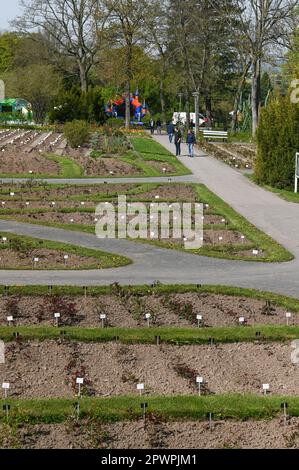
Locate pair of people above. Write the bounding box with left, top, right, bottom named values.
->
left=173, top=127, right=196, bottom=158
left=150, top=119, right=162, bottom=135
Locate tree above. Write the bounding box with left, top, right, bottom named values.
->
left=5, top=64, right=62, bottom=122
left=15, top=0, right=107, bottom=92
left=233, top=0, right=299, bottom=136
left=102, top=0, right=150, bottom=128
left=0, top=33, right=21, bottom=72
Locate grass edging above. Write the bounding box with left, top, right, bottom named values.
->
left=1, top=395, right=299, bottom=424
left=0, top=325, right=298, bottom=344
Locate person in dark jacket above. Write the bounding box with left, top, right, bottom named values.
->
left=150, top=119, right=155, bottom=135
left=167, top=122, right=175, bottom=143
left=186, top=129, right=196, bottom=157
left=156, top=119, right=162, bottom=134
left=174, top=127, right=182, bottom=156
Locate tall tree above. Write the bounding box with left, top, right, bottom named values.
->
left=15, top=0, right=107, bottom=92
left=102, top=0, right=149, bottom=128
left=233, top=0, right=299, bottom=136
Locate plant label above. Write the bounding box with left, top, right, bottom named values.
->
left=2, top=383, right=9, bottom=389
left=145, top=314, right=151, bottom=319
left=196, top=376, right=203, bottom=383
left=286, top=312, right=292, bottom=318
left=100, top=314, right=106, bottom=320
left=252, top=249, right=259, bottom=255
left=137, top=383, right=144, bottom=390
left=239, top=317, right=245, bottom=323
left=54, top=313, right=61, bottom=318
left=76, top=378, right=84, bottom=385
left=197, top=315, right=203, bottom=320
left=262, top=384, right=270, bottom=391
left=7, top=316, right=13, bottom=322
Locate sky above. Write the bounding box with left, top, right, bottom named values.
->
left=0, top=0, right=21, bottom=31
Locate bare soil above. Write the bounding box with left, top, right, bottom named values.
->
left=0, top=248, right=105, bottom=269
left=0, top=149, right=59, bottom=175
left=1, top=417, right=299, bottom=449
left=1, top=292, right=295, bottom=328
left=0, top=341, right=298, bottom=398
left=0, top=183, right=194, bottom=202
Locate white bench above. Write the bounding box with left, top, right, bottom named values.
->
left=203, top=130, right=228, bottom=142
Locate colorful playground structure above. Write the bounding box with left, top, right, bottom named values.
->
left=105, top=90, right=149, bottom=124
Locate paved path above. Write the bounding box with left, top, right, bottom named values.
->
left=0, top=219, right=298, bottom=297
left=153, top=135, right=299, bottom=257
left=1, top=133, right=299, bottom=297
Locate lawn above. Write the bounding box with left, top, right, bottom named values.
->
left=0, top=324, right=298, bottom=344
left=1, top=394, right=299, bottom=423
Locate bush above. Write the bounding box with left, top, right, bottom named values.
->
left=64, top=120, right=90, bottom=148
left=255, top=95, right=299, bottom=190
left=105, top=117, right=124, bottom=128
left=49, top=86, right=107, bottom=124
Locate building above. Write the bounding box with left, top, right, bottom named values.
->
left=0, top=98, right=32, bottom=117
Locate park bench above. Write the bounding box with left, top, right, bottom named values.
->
left=203, top=130, right=228, bottom=142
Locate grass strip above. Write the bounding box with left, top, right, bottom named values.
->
left=1, top=394, right=299, bottom=424
left=0, top=325, right=298, bottom=344
left=0, top=284, right=298, bottom=311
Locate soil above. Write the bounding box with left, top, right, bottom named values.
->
left=0, top=149, right=59, bottom=175
left=0, top=247, right=105, bottom=269
left=201, top=142, right=253, bottom=170
left=2, top=209, right=226, bottom=229
left=0, top=341, right=298, bottom=398
left=1, top=417, right=299, bottom=449
left=1, top=292, right=295, bottom=328
left=0, top=183, right=191, bottom=201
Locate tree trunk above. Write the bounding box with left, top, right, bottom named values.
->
left=205, top=93, right=212, bottom=129
left=125, top=79, right=131, bottom=129
left=252, top=58, right=261, bottom=137
left=78, top=61, right=88, bottom=93
left=232, top=61, right=251, bottom=131
left=160, top=78, right=166, bottom=126
left=185, top=93, right=190, bottom=129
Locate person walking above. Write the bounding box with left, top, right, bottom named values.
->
left=156, top=119, right=162, bottom=135
left=174, top=127, right=182, bottom=157
left=187, top=129, right=196, bottom=157
left=167, top=122, right=175, bottom=143
left=150, top=119, right=155, bottom=135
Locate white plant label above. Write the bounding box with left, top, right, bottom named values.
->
left=76, top=378, right=84, bottom=384
left=2, top=382, right=10, bottom=389
left=196, top=377, right=203, bottom=383
left=54, top=313, right=61, bottom=318
left=137, top=383, right=144, bottom=390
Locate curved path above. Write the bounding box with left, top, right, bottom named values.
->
left=1, top=134, right=299, bottom=298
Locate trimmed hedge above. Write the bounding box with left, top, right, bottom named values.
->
left=255, top=95, right=299, bottom=190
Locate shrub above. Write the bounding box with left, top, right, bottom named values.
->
left=64, top=120, right=90, bottom=148
left=48, top=86, right=107, bottom=124
left=255, top=95, right=299, bottom=190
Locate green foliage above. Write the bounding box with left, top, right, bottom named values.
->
left=255, top=95, right=299, bottom=190
left=0, top=33, right=20, bottom=72
left=105, top=117, right=124, bottom=128
left=64, top=120, right=90, bottom=148
left=49, top=86, right=107, bottom=124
